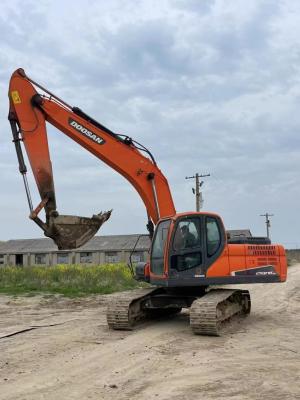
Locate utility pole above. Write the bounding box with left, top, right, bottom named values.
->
left=185, top=173, right=210, bottom=211
left=260, top=212, right=274, bottom=239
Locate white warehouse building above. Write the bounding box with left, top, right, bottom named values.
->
left=0, top=234, right=151, bottom=267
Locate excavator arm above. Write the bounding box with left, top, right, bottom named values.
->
left=8, top=68, right=176, bottom=249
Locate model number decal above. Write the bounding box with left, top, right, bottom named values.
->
left=256, top=271, right=276, bottom=275
left=68, top=118, right=105, bottom=145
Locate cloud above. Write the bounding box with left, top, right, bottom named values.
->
left=0, top=0, right=299, bottom=247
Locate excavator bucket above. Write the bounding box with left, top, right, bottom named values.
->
left=44, top=211, right=112, bottom=250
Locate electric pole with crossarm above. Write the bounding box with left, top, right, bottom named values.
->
left=185, top=173, right=210, bottom=211
left=260, top=212, right=274, bottom=239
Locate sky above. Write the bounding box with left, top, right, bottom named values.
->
left=0, top=0, right=299, bottom=248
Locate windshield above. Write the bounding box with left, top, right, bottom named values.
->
left=150, top=219, right=171, bottom=275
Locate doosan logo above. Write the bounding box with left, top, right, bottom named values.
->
left=68, top=118, right=105, bottom=145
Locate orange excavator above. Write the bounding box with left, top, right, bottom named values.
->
left=8, top=68, right=287, bottom=335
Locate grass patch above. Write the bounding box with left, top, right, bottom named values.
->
left=0, top=264, right=148, bottom=297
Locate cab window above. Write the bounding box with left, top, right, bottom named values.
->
left=150, top=219, right=171, bottom=275
left=173, top=220, right=200, bottom=251
left=171, top=252, right=201, bottom=271
left=206, top=217, right=221, bottom=257
left=171, top=218, right=202, bottom=271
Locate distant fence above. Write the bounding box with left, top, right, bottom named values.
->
left=286, top=249, right=300, bottom=265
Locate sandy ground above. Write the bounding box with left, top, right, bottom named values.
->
left=0, top=265, right=299, bottom=400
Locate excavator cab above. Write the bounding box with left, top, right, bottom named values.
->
left=149, top=213, right=226, bottom=285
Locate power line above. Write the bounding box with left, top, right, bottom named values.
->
left=185, top=173, right=210, bottom=211
left=209, top=173, right=223, bottom=184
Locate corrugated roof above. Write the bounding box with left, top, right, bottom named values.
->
left=0, top=242, right=6, bottom=252
left=0, top=234, right=151, bottom=254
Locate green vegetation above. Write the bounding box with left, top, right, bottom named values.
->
left=0, top=264, right=148, bottom=296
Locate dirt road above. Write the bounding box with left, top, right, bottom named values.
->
left=0, top=265, right=299, bottom=400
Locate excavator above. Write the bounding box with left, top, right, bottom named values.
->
left=8, top=68, right=287, bottom=335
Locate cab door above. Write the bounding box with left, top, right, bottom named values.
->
left=169, top=217, right=204, bottom=278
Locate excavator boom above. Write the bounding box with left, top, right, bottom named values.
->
left=8, top=68, right=176, bottom=249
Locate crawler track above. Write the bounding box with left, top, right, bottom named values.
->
left=190, top=289, right=251, bottom=336
left=107, top=288, right=251, bottom=335
left=106, top=288, right=160, bottom=330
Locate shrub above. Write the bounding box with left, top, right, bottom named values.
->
left=0, top=264, right=148, bottom=296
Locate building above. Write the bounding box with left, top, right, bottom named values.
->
left=0, top=229, right=252, bottom=267
left=0, top=235, right=151, bottom=267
